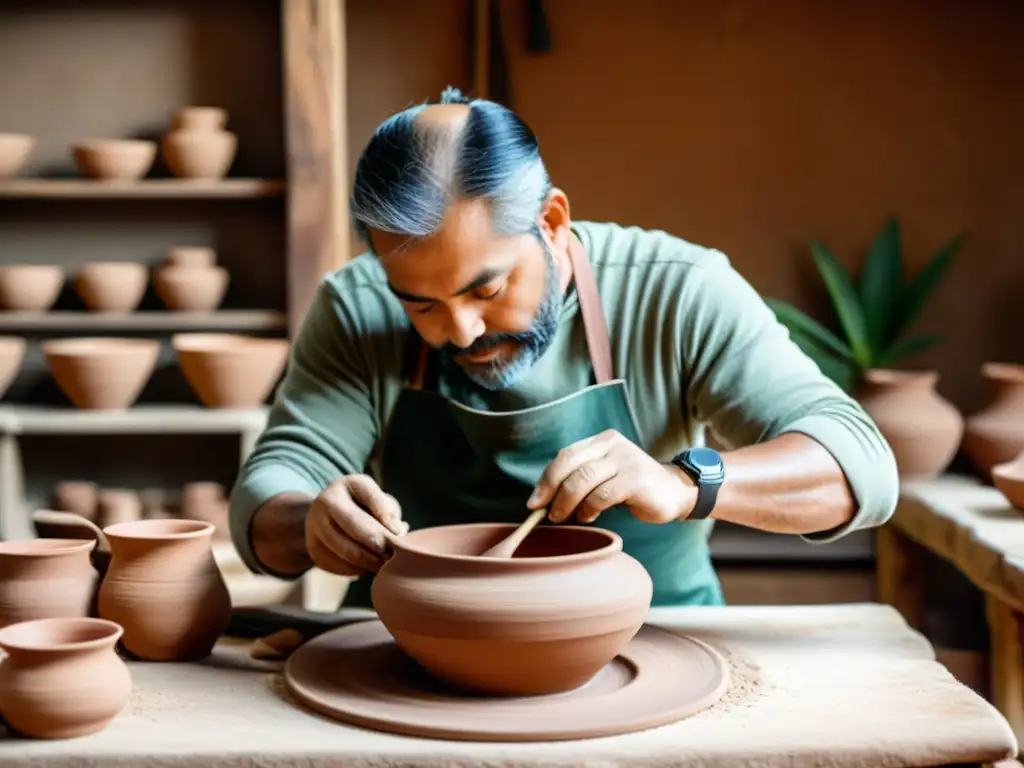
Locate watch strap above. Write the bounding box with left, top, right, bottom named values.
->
left=688, top=475, right=721, bottom=521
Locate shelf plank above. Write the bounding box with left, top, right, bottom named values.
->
left=0, top=179, right=286, bottom=199
left=0, top=405, right=268, bottom=434
left=0, top=310, right=287, bottom=333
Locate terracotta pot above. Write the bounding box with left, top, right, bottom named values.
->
left=0, top=133, right=36, bottom=178
left=73, top=139, right=156, bottom=180
left=0, top=617, right=131, bottom=738
left=855, top=369, right=964, bottom=479
left=963, top=364, right=1024, bottom=479
left=0, top=265, right=65, bottom=311
left=0, top=336, right=25, bottom=398
left=153, top=265, right=229, bottom=311
left=993, top=451, right=1024, bottom=511
left=43, top=337, right=159, bottom=410
left=53, top=480, right=99, bottom=521
left=98, top=519, right=231, bottom=661
left=75, top=261, right=148, bottom=313
left=0, top=539, right=99, bottom=629
left=371, top=523, right=653, bottom=696
left=97, top=489, right=142, bottom=528
left=180, top=481, right=228, bottom=537
left=161, top=128, right=237, bottom=180
left=173, top=333, right=289, bottom=408
left=166, top=246, right=216, bottom=269
left=171, top=106, right=228, bottom=132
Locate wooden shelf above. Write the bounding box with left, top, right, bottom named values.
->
left=0, top=179, right=286, bottom=200
left=0, top=405, right=269, bottom=435
left=0, top=310, right=287, bottom=333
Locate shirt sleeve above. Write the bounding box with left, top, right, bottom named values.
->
left=228, top=281, right=381, bottom=575
left=678, top=252, right=899, bottom=543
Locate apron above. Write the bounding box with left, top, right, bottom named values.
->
left=342, top=238, right=724, bottom=609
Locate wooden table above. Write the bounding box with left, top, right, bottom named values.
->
left=878, top=475, right=1024, bottom=746
left=0, top=603, right=1015, bottom=767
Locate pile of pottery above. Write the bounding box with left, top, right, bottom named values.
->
left=857, top=362, right=1024, bottom=509
left=0, top=133, right=36, bottom=178
left=0, top=517, right=231, bottom=738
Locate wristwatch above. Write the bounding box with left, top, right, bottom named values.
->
left=670, top=447, right=725, bottom=521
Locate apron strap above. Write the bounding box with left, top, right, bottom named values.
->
left=409, top=231, right=614, bottom=388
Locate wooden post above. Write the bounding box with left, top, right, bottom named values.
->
left=282, top=0, right=349, bottom=337
left=875, top=525, right=926, bottom=631
left=987, top=596, right=1024, bottom=741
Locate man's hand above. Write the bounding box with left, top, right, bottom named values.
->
left=305, top=475, right=408, bottom=577
left=527, top=430, right=697, bottom=525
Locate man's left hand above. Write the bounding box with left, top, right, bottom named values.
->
left=527, top=429, right=697, bottom=525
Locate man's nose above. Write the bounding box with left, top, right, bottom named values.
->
left=446, top=305, right=484, bottom=349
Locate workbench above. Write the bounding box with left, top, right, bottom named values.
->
left=0, top=603, right=1015, bottom=767
left=878, top=474, right=1024, bottom=745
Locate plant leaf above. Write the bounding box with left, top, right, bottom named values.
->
left=877, top=333, right=941, bottom=367
left=889, top=232, right=966, bottom=343
left=786, top=329, right=857, bottom=393
left=810, top=239, right=873, bottom=367
left=764, top=298, right=855, bottom=361
left=859, top=218, right=902, bottom=349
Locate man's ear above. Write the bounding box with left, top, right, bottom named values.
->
left=538, top=187, right=571, bottom=252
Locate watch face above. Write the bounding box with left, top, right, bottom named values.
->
left=688, top=447, right=722, bottom=470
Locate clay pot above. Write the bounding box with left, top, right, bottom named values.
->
left=166, top=246, right=216, bottom=269
left=993, top=451, right=1024, bottom=511
left=98, top=519, right=232, bottom=661
left=172, top=107, right=228, bottom=132
left=173, top=333, right=289, bottom=408
left=75, top=262, right=148, bottom=313
left=0, top=539, right=99, bottom=629
left=180, top=481, right=229, bottom=537
left=0, top=617, right=132, bottom=738
left=0, top=265, right=65, bottom=311
left=371, top=523, right=653, bottom=696
left=0, top=133, right=36, bottom=178
left=153, top=265, right=229, bottom=311
left=161, top=107, right=237, bottom=180
left=43, top=337, right=159, bottom=410
left=0, top=336, right=25, bottom=398
left=963, top=364, right=1024, bottom=479
left=52, top=480, right=99, bottom=521
left=73, top=139, right=156, bottom=180
left=97, top=489, right=142, bottom=528
left=854, top=369, right=964, bottom=479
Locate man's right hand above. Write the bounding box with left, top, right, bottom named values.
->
left=305, top=474, right=407, bottom=577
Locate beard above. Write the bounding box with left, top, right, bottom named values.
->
left=441, top=238, right=563, bottom=393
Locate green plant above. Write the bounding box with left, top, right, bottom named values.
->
left=765, top=217, right=966, bottom=393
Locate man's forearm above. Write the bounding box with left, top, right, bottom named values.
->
left=250, top=492, right=316, bottom=578
left=700, top=433, right=856, bottom=534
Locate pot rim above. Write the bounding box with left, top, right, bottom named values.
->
left=103, top=518, right=214, bottom=540
left=41, top=337, right=160, bottom=355
left=0, top=617, right=122, bottom=653
left=982, top=362, right=1024, bottom=384
left=387, top=522, right=622, bottom=566
left=0, top=538, right=96, bottom=557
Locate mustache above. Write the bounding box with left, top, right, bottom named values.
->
left=444, top=330, right=533, bottom=358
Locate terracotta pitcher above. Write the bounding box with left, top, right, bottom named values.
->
left=0, top=617, right=132, bottom=738
left=0, top=539, right=99, bottom=629
left=97, top=519, right=231, bottom=661
left=855, top=369, right=964, bottom=479
left=963, top=363, right=1024, bottom=479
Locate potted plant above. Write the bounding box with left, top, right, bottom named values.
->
left=765, top=217, right=967, bottom=479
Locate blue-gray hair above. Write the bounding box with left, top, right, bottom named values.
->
left=350, top=87, right=552, bottom=252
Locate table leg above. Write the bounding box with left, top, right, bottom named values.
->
left=985, top=596, right=1024, bottom=741
left=876, top=525, right=926, bottom=631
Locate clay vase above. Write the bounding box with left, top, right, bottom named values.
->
left=98, top=519, right=232, bottom=661
left=43, top=337, right=159, bottom=410
left=0, top=617, right=132, bottom=738
left=180, top=481, right=229, bottom=537
left=0, top=265, right=65, bottom=311
left=0, top=133, right=36, bottom=178
left=161, top=107, right=237, bottom=180
left=173, top=333, right=290, bottom=408
left=993, top=451, right=1024, bottom=511
left=963, top=363, right=1024, bottom=479
left=73, top=139, right=156, bottom=181
left=371, top=523, right=653, bottom=696
left=75, top=262, right=148, bottom=313
left=0, top=539, right=99, bottom=629
left=0, top=336, right=25, bottom=398
left=52, top=480, right=99, bottom=521
left=854, top=369, right=964, bottom=479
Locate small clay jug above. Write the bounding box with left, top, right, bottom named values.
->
left=963, top=363, right=1024, bottom=479
left=161, top=107, right=237, bottom=180
left=98, top=519, right=231, bottom=661
left=0, top=617, right=132, bottom=738
left=0, top=539, right=99, bottom=629
left=855, top=369, right=964, bottom=479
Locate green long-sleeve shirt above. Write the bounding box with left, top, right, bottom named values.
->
left=229, top=221, right=898, bottom=576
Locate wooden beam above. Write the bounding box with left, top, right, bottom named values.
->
left=282, top=0, right=348, bottom=337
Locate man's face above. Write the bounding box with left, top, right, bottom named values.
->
left=372, top=198, right=563, bottom=390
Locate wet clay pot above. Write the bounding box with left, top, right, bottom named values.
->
left=75, top=262, right=148, bottom=313
left=43, top=337, right=159, bottom=410
left=0, top=617, right=131, bottom=738
left=73, top=139, right=156, bottom=180
left=0, top=539, right=99, bottom=629
left=993, top=451, right=1024, bottom=511
left=0, top=265, right=65, bottom=311
left=855, top=369, right=964, bottom=479
left=0, top=133, right=36, bottom=178
left=963, top=363, right=1024, bottom=479
left=98, top=519, right=231, bottom=661
left=0, top=336, right=25, bottom=398
left=371, top=523, right=653, bottom=696
left=173, top=333, right=290, bottom=408
left=153, top=265, right=228, bottom=312
left=161, top=107, right=236, bottom=180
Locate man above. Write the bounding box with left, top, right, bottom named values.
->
left=228, top=87, right=898, bottom=607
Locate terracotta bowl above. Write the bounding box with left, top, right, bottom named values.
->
left=72, top=139, right=156, bottom=181
left=172, top=333, right=289, bottom=408
left=161, top=130, right=237, bottom=180
left=0, top=336, right=25, bottom=398
left=153, top=265, right=229, bottom=311
left=993, top=452, right=1024, bottom=511
left=75, top=262, right=148, bottom=313
left=166, top=246, right=216, bottom=269
left=43, top=337, right=160, bottom=410
left=0, top=133, right=36, bottom=178
left=371, top=523, right=654, bottom=696
left=171, top=106, right=228, bottom=132
left=0, top=265, right=65, bottom=311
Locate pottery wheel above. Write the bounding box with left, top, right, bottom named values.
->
left=283, top=620, right=729, bottom=742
